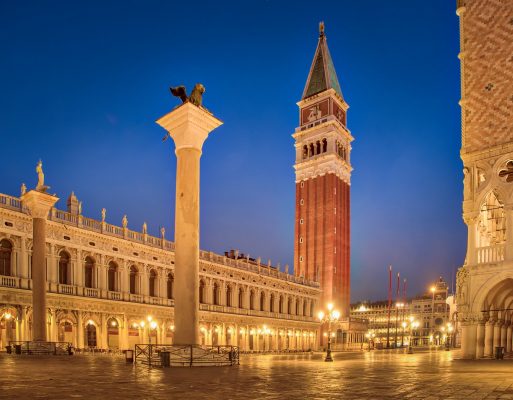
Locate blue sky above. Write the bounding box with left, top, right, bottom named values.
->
left=0, top=0, right=464, bottom=301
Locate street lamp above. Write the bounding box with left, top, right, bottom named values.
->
left=407, top=320, right=419, bottom=354
left=318, top=303, right=340, bottom=362
left=401, top=321, right=407, bottom=347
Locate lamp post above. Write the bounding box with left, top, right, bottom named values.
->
left=408, top=320, right=419, bottom=354
left=318, top=303, right=340, bottom=362
left=401, top=321, right=407, bottom=347
left=430, top=285, right=436, bottom=344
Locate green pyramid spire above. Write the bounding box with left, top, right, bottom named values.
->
left=302, top=22, right=343, bottom=100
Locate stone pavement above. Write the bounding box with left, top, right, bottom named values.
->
left=1, top=350, right=513, bottom=399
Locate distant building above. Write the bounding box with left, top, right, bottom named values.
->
left=351, top=277, right=451, bottom=347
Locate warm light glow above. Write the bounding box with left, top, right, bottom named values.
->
left=200, top=326, right=206, bottom=333
left=87, top=319, right=94, bottom=326
left=147, top=315, right=153, bottom=322
left=170, top=325, right=175, bottom=331
left=111, top=320, right=117, bottom=327
left=327, top=303, right=333, bottom=311
left=402, top=322, right=407, bottom=328
left=132, top=323, right=138, bottom=329
left=332, top=310, right=340, bottom=320
left=309, top=332, right=314, bottom=337
left=140, top=321, right=145, bottom=328
left=4, top=312, right=12, bottom=320
left=239, top=328, right=245, bottom=334
left=150, top=321, right=157, bottom=330
left=358, top=304, right=367, bottom=312
left=250, top=329, right=256, bottom=335
left=228, top=328, right=234, bottom=334
left=214, top=327, right=219, bottom=333
left=323, top=332, right=328, bottom=337
left=318, top=311, right=325, bottom=321
left=430, top=286, right=436, bottom=293
left=409, top=316, right=414, bottom=322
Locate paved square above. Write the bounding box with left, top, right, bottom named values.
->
left=1, top=350, right=513, bottom=399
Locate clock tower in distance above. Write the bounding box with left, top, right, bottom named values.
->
left=293, top=22, right=353, bottom=318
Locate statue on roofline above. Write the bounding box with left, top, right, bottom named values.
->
left=35, top=160, right=49, bottom=192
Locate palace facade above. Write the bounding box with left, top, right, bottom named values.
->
left=0, top=191, right=320, bottom=351
left=456, top=0, right=513, bottom=358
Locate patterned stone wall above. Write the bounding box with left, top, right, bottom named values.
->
left=459, top=0, right=513, bottom=154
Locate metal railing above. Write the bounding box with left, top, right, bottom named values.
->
left=8, top=341, right=72, bottom=355
left=134, top=344, right=239, bottom=367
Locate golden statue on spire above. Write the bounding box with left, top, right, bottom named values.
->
left=319, top=21, right=325, bottom=36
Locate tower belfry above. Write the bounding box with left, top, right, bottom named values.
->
left=293, top=23, right=353, bottom=317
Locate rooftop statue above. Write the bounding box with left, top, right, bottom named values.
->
left=170, top=83, right=205, bottom=107
left=35, top=160, right=49, bottom=192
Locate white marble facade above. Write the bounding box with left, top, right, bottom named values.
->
left=0, top=191, right=320, bottom=351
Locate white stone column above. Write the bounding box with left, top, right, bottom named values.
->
left=461, top=321, right=477, bottom=359
left=476, top=320, right=486, bottom=358
left=464, top=214, right=478, bottom=266
left=494, top=321, right=503, bottom=350
left=77, top=311, right=84, bottom=349
left=158, top=103, right=222, bottom=345
left=21, top=190, right=58, bottom=342
left=484, top=320, right=495, bottom=357
left=504, top=207, right=513, bottom=261
left=501, top=322, right=509, bottom=349
left=507, top=324, right=513, bottom=353
left=20, top=237, right=29, bottom=289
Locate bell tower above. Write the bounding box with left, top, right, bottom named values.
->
left=293, top=22, right=353, bottom=317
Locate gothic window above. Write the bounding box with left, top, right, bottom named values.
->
left=316, top=141, right=321, bottom=155
left=295, top=301, right=300, bottom=315
left=322, top=138, right=327, bottom=153
left=84, top=257, right=95, bottom=288
left=129, top=265, right=138, bottom=294
left=302, top=145, right=308, bottom=159
left=199, top=280, right=205, bottom=303
left=238, top=288, right=244, bottom=308
left=270, top=294, right=275, bottom=312
left=149, top=269, right=157, bottom=297
left=0, top=239, right=12, bottom=276
left=260, top=292, right=265, bottom=311
left=108, top=261, right=117, bottom=292
left=287, top=298, right=292, bottom=314
left=478, top=191, right=506, bottom=247
left=58, top=251, right=70, bottom=285
left=167, top=273, right=174, bottom=299
left=279, top=296, right=284, bottom=313
left=213, top=282, right=219, bottom=305
left=226, top=285, right=232, bottom=307
left=303, top=301, right=307, bottom=316
left=309, top=143, right=314, bottom=157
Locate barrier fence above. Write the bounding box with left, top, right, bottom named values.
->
left=7, top=341, right=72, bottom=355
left=134, top=344, right=239, bottom=367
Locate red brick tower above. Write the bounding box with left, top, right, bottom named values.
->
left=293, top=23, right=353, bottom=317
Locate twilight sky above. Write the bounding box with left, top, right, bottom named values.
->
left=0, top=0, right=464, bottom=301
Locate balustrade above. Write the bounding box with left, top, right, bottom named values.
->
left=58, top=284, right=75, bottom=295
left=108, top=291, right=121, bottom=301
left=0, top=275, right=18, bottom=288
left=477, top=245, right=505, bottom=264
left=84, top=288, right=99, bottom=298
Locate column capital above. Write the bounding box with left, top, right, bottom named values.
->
left=156, top=102, right=223, bottom=153
left=21, top=190, right=59, bottom=219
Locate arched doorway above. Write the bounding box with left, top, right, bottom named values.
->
left=0, top=310, right=15, bottom=348
left=58, top=320, right=74, bottom=344
left=107, top=318, right=119, bottom=349
left=85, top=322, right=97, bottom=348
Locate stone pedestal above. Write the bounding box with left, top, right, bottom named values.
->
left=157, top=102, right=222, bottom=345
left=21, top=190, right=59, bottom=342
